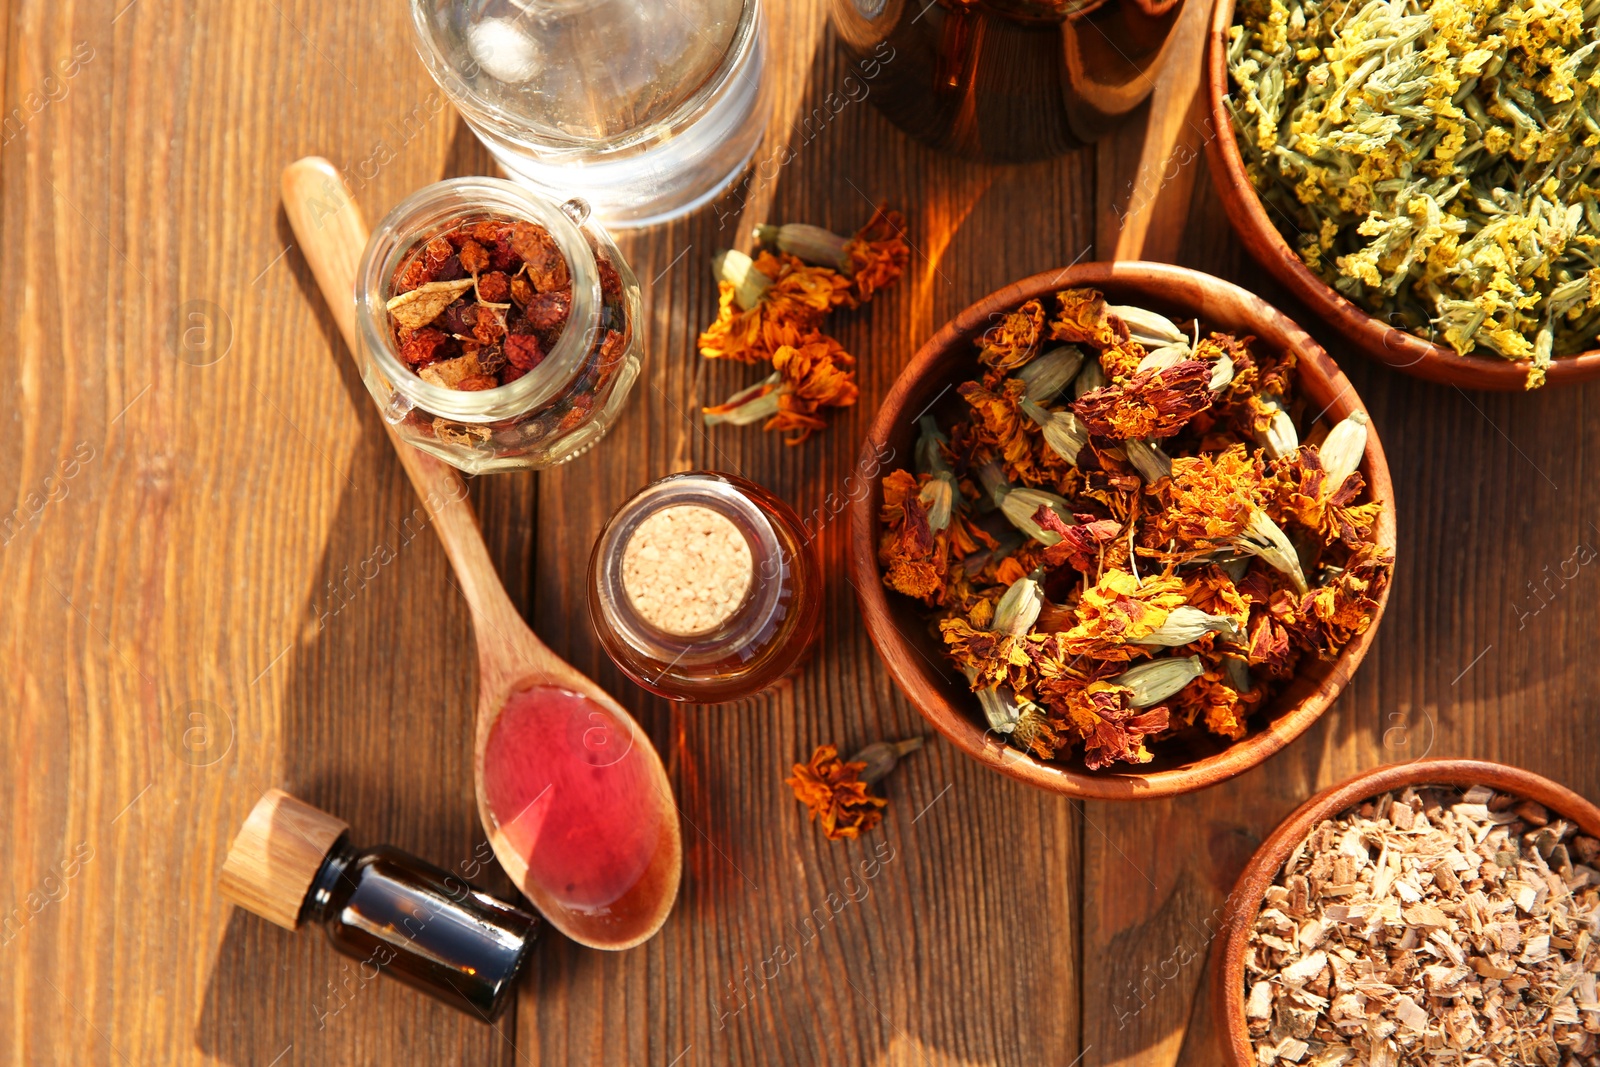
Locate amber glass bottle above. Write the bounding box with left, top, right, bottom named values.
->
left=220, top=789, right=537, bottom=1020
left=587, top=471, right=822, bottom=702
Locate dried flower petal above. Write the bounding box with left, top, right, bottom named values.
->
left=785, top=745, right=888, bottom=841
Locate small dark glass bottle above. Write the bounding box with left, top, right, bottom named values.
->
left=219, top=789, right=537, bottom=1021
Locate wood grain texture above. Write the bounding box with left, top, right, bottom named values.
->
left=0, top=0, right=1594, bottom=1065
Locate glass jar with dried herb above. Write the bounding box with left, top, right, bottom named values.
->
left=355, top=177, right=642, bottom=473
left=587, top=471, right=822, bottom=702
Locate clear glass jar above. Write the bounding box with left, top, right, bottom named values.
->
left=408, top=0, right=769, bottom=228
left=587, top=472, right=822, bottom=703
left=355, top=177, right=642, bottom=473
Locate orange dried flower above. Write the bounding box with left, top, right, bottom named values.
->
left=1147, top=444, right=1264, bottom=547
left=703, top=335, right=859, bottom=444
left=1048, top=680, right=1169, bottom=770
left=1058, top=570, right=1189, bottom=659
left=1051, top=288, right=1124, bottom=348
left=1073, top=360, right=1214, bottom=440
left=845, top=208, right=911, bottom=305
left=696, top=252, right=851, bottom=364
left=785, top=744, right=888, bottom=841
left=979, top=299, right=1047, bottom=372
left=879, top=470, right=946, bottom=604
left=1168, top=660, right=1264, bottom=740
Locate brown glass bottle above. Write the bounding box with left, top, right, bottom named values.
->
left=831, top=0, right=1184, bottom=162
left=220, top=790, right=537, bottom=1021
left=587, top=471, right=822, bottom=702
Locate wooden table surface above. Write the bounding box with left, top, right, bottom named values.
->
left=6, top=0, right=1599, bottom=1064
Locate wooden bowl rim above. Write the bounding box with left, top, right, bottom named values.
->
left=847, top=259, right=1397, bottom=800
left=1202, top=0, right=1600, bottom=390
left=1211, top=758, right=1600, bottom=1067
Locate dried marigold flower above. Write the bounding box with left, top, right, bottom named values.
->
left=843, top=207, right=910, bottom=304
left=753, top=207, right=910, bottom=306
left=1060, top=569, right=1188, bottom=652
left=878, top=469, right=946, bottom=605
left=1073, top=359, right=1214, bottom=439
left=1049, top=680, right=1170, bottom=770
left=786, top=744, right=887, bottom=841
left=703, top=336, right=858, bottom=444
left=1037, top=508, right=1123, bottom=573
left=1051, top=288, right=1125, bottom=348
left=979, top=299, right=1047, bottom=372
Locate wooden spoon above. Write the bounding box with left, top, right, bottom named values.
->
left=281, top=156, right=681, bottom=950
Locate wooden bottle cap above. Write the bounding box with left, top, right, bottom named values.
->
left=219, top=789, right=348, bottom=931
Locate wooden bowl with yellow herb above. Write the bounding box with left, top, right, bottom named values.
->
left=847, top=261, right=1396, bottom=800
left=1205, top=0, right=1600, bottom=390
left=1213, top=759, right=1600, bottom=1066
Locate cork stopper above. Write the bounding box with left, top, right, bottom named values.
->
left=219, top=789, right=348, bottom=931
left=620, top=504, right=754, bottom=635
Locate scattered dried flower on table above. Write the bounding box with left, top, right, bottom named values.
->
left=1244, top=784, right=1600, bottom=1066
left=874, top=288, right=1393, bottom=769
left=786, top=738, right=923, bottom=841
left=1227, top=0, right=1600, bottom=386
left=700, top=208, right=908, bottom=443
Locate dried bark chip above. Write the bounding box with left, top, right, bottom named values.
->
left=387, top=278, right=475, bottom=331
left=1244, top=785, right=1600, bottom=1067
left=418, top=351, right=483, bottom=389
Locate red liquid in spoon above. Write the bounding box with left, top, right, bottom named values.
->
left=482, top=686, right=671, bottom=920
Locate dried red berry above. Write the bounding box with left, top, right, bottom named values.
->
left=524, top=289, right=572, bottom=333
left=455, top=374, right=500, bottom=391
left=505, top=334, right=544, bottom=371
left=423, top=237, right=454, bottom=272
left=510, top=222, right=570, bottom=291
left=395, top=257, right=430, bottom=294
left=598, top=257, right=622, bottom=297
left=473, top=309, right=507, bottom=345
left=400, top=327, right=450, bottom=366
left=459, top=239, right=491, bottom=275
left=467, top=220, right=511, bottom=244
left=509, top=276, right=534, bottom=308
left=478, top=271, right=511, bottom=303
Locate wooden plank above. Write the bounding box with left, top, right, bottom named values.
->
left=1080, top=119, right=1600, bottom=1067
left=515, top=13, right=1093, bottom=1065
left=5, top=0, right=1599, bottom=1062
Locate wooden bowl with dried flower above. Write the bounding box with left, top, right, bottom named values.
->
left=1204, top=0, right=1600, bottom=390
left=847, top=261, right=1396, bottom=800
left=1213, top=759, right=1600, bottom=1066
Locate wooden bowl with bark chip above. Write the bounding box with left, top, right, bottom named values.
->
left=1204, top=0, right=1600, bottom=390
left=846, top=260, right=1397, bottom=800
left=1212, top=759, right=1600, bottom=1066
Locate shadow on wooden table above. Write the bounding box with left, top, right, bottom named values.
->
left=194, top=205, right=534, bottom=1065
